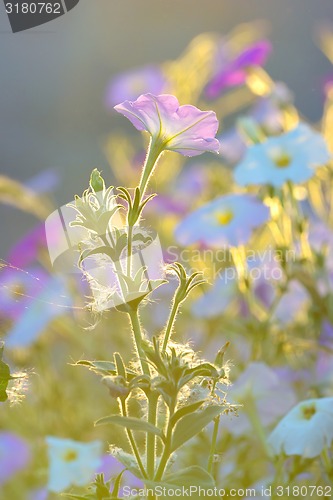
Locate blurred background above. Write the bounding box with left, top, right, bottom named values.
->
left=0, top=0, right=333, bottom=254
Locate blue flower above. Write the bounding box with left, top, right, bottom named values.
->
left=174, top=194, right=270, bottom=248
left=46, top=437, right=103, bottom=493
left=234, top=124, right=331, bottom=188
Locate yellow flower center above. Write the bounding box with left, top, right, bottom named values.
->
left=270, top=148, right=292, bottom=169
left=301, top=404, right=316, bottom=420
left=63, top=450, right=78, bottom=462
left=216, top=210, right=234, bottom=225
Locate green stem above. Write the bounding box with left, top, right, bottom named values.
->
left=321, top=447, right=332, bottom=476
left=147, top=393, right=159, bottom=479
left=162, top=299, right=179, bottom=352
left=154, top=403, right=175, bottom=481
left=207, top=416, right=220, bottom=475
left=126, top=224, right=133, bottom=277
left=139, top=138, right=164, bottom=200
left=121, top=399, right=148, bottom=479
left=128, top=309, right=150, bottom=376
left=246, top=397, right=271, bottom=458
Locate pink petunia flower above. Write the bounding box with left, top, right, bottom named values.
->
left=205, top=40, right=272, bottom=99
left=114, top=94, right=219, bottom=157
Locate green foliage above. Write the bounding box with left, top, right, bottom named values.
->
left=0, top=343, right=11, bottom=402
left=170, top=405, right=226, bottom=452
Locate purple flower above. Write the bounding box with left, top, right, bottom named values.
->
left=114, top=94, right=219, bottom=157
left=222, top=363, right=296, bottom=436
left=146, top=165, right=208, bottom=216
left=0, top=266, right=48, bottom=320
left=105, top=65, right=166, bottom=108
left=174, top=194, right=270, bottom=248
left=0, top=432, right=31, bottom=484
left=192, top=270, right=237, bottom=318
left=28, top=488, right=48, bottom=500
left=7, top=224, right=47, bottom=268
left=273, top=280, right=310, bottom=324
left=319, top=321, right=333, bottom=350
left=97, top=454, right=143, bottom=493
left=205, top=40, right=272, bottom=99
left=25, top=168, right=60, bottom=194
left=219, top=128, right=247, bottom=164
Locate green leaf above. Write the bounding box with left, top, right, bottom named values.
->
left=111, top=469, right=127, bottom=498
left=0, top=354, right=11, bottom=403
left=74, top=360, right=117, bottom=375
left=95, top=415, right=165, bottom=440
left=170, top=401, right=206, bottom=427
left=74, top=360, right=137, bottom=380
left=79, top=246, right=117, bottom=267
left=114, top=353, right=126, bottom=379
left=145, top=466, right=215, bottom=496
left=171, top=405, right=224, bottom=452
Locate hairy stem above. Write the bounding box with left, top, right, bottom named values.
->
left=120, top=399, right=148, bottom=479
left=128, top=309, right=150, bottom=376
left=162, top=298, right=180, bottom=352
left=147, top=393, right=159, bottom=479
left=207, top=416, right=220, bottom=475
left=139, top=138, right=164, bottom=200
left=126, top=224, right=133, bottom=277
left=154, top=402, right=175, bottom=481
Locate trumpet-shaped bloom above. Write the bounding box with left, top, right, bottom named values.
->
left=175, top=194, right=270, bottom=248
left=234, top=124, right=331, bottom=188
left=114, top=94, right=219, bottom=157
left=46, top=437, right=103, bottom=493
left=268, top=398, right=333, bottom=458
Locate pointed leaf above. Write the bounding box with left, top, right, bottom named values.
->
left=171, top=405, right=224, bottom=452
left=95, top=415, right=165, bottom=440
left=170, top=401, right=206, bottom=427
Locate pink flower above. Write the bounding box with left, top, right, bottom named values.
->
left=205, top=40, right=272, bottom=99
left=114, top=94, right=219, bottom=157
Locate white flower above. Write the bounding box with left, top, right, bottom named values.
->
left=46, top=437, right=103, bottom=493
left=268, top=398, right=333, bottom=458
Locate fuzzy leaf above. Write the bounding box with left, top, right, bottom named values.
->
left=171, top=405, right=224, bottom=452
left=95, top=415, right=165, bottom=440
left=170, top=401, right=206, bottom=427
